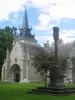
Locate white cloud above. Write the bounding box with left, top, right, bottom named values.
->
left=30, top=0, right=75, bottom=19
left=0, top=0, right=75, bottom=44
left=36, top=29, right=75, bottom=45
left=29, top=0, right=75, bottom=31
left=31, top=0, right=75, bottom=44
left=34, top=13, right=57, bottom=31
left=13, top=13, right=19, bottom=19
left=0, top=0, right=75, bottom=28
left=0, top=0, right=75, bottom=23
left=34, top=23, right=55, bottom=31
left=36, top=35, right=53, bottom=45
left=30, top=0, right=57, bottom=8
left=0, top=0, right=29, bottom=20
left=38, top=14, right=50, bottom=26
left=60, top=29, right=75, bottom=43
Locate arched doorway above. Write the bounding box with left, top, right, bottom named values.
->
left=10, top=64, right=20, bottom=82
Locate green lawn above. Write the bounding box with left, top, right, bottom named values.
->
left=0, top=82, right=75, bottom=100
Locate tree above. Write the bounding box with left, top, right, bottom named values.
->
left=58, top=38, right=64, bottom=44
left=33, top=47, right=68, bottom=86
left=73, top=40, right=75, bottom=46
left=0, top=29, right=7, bottom=80
left=51, top=38, right=64, bottom=45
left=33, top=47, right=55, bottom=86
left=5, top=26, right=14, bottom=52
left=0, top=26, right=14, bottom=80
left=43, top=40, right=50, bottom=47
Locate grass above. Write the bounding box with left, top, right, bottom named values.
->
left=0, top=82, right=75, bottom=100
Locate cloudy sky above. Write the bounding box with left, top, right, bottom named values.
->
left=0, top=0, right=75, bottom=45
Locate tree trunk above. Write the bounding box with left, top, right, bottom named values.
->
left=0, top=66, right=2, bottom=81
left=44, top=71, right=47, bottom=86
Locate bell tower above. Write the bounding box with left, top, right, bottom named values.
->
left=19, top=5, right=37, bottom=45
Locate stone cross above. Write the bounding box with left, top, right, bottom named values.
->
left=53, top=27, right=59, bottom=65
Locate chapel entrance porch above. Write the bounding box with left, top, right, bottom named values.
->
left=10, top=64, right=20, bottom=82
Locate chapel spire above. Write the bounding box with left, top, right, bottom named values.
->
left=20, top=5, right=35, bottom=40
left=22, top=5, right=29, bottom=29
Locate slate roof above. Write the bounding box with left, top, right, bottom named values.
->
left=16, top=34, right=37, bottom=43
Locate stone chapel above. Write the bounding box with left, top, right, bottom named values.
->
left=1, top=6, right=43, bottom=83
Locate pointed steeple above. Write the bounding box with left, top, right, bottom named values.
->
left=22, top=5, right=29, bottom=29
left=19, top=5, right=36, bottom=40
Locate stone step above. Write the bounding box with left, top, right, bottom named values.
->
left=37, top=87, right=66, bottom=91
left=37, top=88, right=75, bottom=93
left=27, top=91, right=51, bottom=95
left=32, top=89, right=65, bottom=94
left=27, top=87, right=75, bottom=95
left=29, top=88, right=75, bottom=94
left=37, top=87, right=75, bottom=91
left=27, top=91, right=72, bottom=96
left=32, top=89, right=53, bottom=93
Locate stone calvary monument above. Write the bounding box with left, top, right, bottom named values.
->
left=27, top=27, right=75, bottom=95
left=48, top=27, right=65, bottom=87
